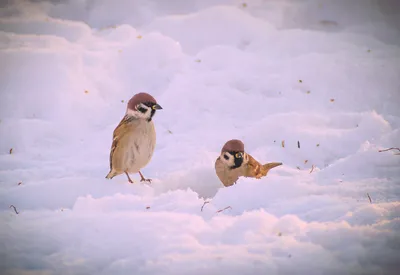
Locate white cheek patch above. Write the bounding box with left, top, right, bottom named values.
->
left=126, top=104, right=151, bottom=119
left=221, top=152, right=235, bottom=167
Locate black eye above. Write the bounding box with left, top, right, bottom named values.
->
left=235, top=152, right=242, bottom=158
left=224, top=154, right=229, bottom=160
left=137, top=105, right=147, bottom=113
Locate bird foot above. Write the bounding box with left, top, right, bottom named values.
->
left=140, top=177, right=152, bottom=184
left=138, top=171, right=152, bottom=184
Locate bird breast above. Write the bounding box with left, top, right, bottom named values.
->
left=215, top=157, right=246, bottom=187
left=126, top=120, right=156, bottom=172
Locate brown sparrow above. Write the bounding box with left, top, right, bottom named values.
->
left=215, top=139, right=282, bottom=187
left=105, top=92, right=162, bottom=183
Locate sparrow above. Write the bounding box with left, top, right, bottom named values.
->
left=215, top=139, right=282, bottom=187
left=105, top=92, right=163, bottom=184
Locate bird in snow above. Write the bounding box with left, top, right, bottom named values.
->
left=215, top=139, right=282, bottom=187
left=105, top=92, right=163, bottom=184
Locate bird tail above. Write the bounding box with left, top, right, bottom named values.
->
left=105, top=170, right=117, bottom=179
left=261, top=162, right=283, bottom=175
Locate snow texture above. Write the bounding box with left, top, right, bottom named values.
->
left=1, top=0, right=400, bottom=274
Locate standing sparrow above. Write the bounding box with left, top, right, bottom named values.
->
left=215, top=139, right=282, bottom=187
left=105, top=92, right=162, bottom=184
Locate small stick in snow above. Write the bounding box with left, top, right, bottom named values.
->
left=309, top=165, right=315, bottom=173
left=201, top=201, right=210, bottom=212
left=378, top=147, right=400, bottom=154
left=9, top=148, right=13, bottom=154
left=216, top=206, right=232, bottom=213
left=367, top=193, right=372, bottom=204
left=9, top=205, right=19, bottom=214
left=297, top=141, right=300, bottom=148
left=281, top=140, right=285, bottom=148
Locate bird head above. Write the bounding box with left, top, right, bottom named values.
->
left=220, top=139, right=247, bottom=169
left=126, top=92, right=163, bottom=121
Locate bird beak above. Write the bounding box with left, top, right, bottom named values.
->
left=152, top=104, right=163, bottom=110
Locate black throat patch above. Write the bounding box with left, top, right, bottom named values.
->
left=142, top=102, right=157, bottom=122
left=227, top=151, right=244, bottom=169
left=148, top=109, right=156, bottom=122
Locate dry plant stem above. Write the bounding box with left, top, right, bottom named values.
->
left=216, top=206, right=232, bottom=213
left=201, top=201, right=210, bottom=212
left=9, top=205, right=19, bottom=214
left=367, top=193, right=372, bottom=204
left=309, top=165, right=315, bottom=173
left=378, top=147, right=400, bottom=153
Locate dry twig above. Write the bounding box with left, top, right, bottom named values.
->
left=309, top=165, right=315, bottom=174
left=201, top=201, right=210, bottom=212
left=216, top=206, right=232, bottom=213
left=378, top=147, right=400, bottom=154
left=9, top=205, right=19, bottom=214
left=367, top=193, right=372, bottom=204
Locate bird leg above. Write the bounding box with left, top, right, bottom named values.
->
left=124, top=171, right=134, bottom=183
left=138, top=171, right=152, bottom=183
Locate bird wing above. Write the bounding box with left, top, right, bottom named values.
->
left=244, top=154, right=282, bottom=179
left=244, top=153, right=263, bottom=178
left=109, top=115, right=138, bottom=170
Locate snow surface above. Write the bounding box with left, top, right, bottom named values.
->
left=1, top=0, right=400, bottom=274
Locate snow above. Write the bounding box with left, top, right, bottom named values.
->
left=1, top=0, right=400, bottom=274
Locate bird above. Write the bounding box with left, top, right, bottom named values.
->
left=105, top=92, right=163, bottom=184
left=215, top=139, right=282, bottom=187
